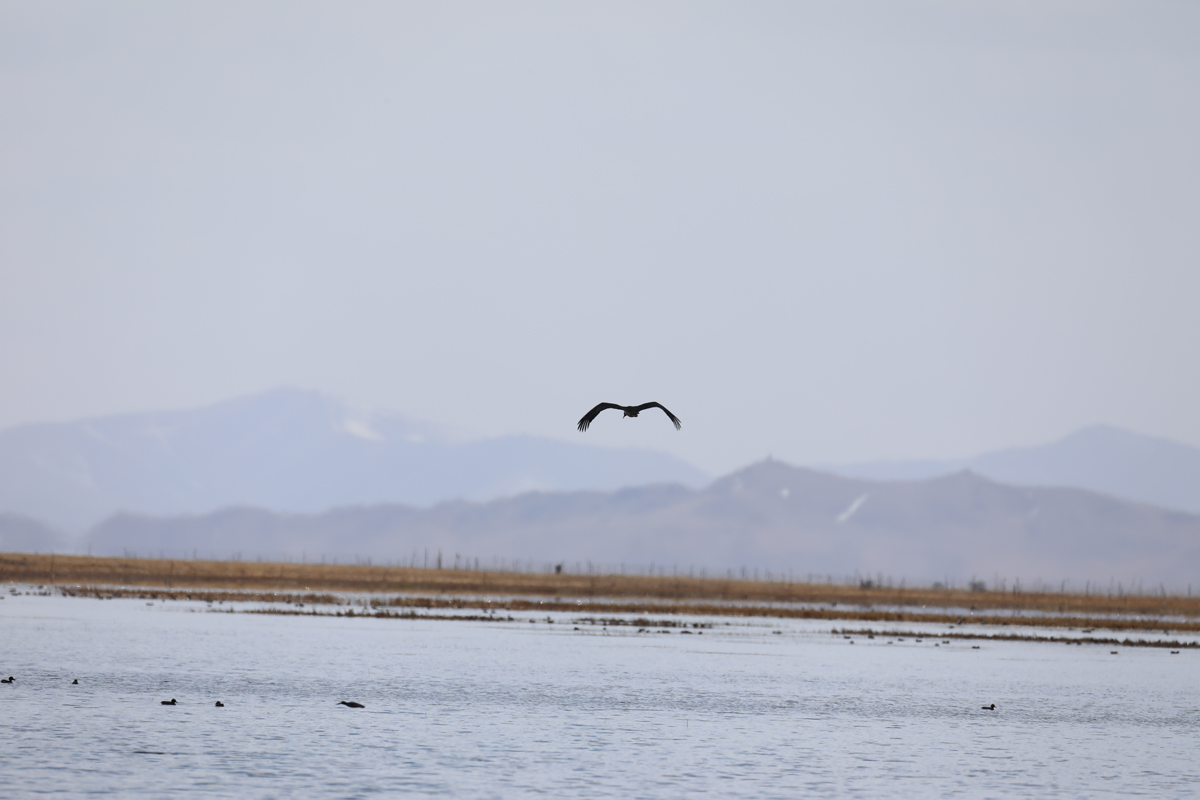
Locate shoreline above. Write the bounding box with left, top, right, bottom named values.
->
left=7, top=582, right=1196, bottom=649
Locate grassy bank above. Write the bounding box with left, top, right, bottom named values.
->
left=4, top=552, right=1198, bottom=623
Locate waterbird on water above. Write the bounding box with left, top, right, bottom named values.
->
left=72, top=679, right=78, bottom=684
left=1, top=677, right=13, bottom=683
left=338, top=701, right=365, bottom=708
left=215, top=701, right=224, bottom=707
left=981, top=704, right=995, bottom=710
left=577, top=402, right=681, bottom=432
left=161, top=699, right=177, bottom=705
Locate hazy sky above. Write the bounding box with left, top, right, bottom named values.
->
left=2, top=1, right=1198, bottom=475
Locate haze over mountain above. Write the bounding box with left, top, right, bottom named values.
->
left=79, top=460, right=1200, bottom=590
left=0, top=513, right=67, bottom=555
left=4, top=388, right=1196, bottom=539
left=826, top=425, right=1200, bottom=515
left=0, top=388, right=708, bottom=534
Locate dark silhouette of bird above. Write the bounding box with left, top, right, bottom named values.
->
left=1, top=677, right=14, bottom=684
left=72, top=679, right=78, bottom=685
left=981, top=704, right=995, bottom=710
left=577, top=402, right=681, bottom=432
left=214, top=701, right=224, bottom=707
left=161, top=699, right=177, bottom=705
left=338, top=701, right=365, bottom=708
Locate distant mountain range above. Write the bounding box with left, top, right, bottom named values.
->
left=826, top=424, right=1200, bottom=514
left=76, top=460, right=1200, bottom=589
left=0, top=388, right=708, bottom=534
left=3, top=390, right=1199, bottom=588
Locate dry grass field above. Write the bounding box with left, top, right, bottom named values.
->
left=5, top=552, right=1198, bottom=634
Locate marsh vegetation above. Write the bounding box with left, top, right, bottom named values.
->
left=5, top=552, right=1198, bottom=634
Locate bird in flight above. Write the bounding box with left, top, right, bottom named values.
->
left=577, top=402, right=681, bottom=432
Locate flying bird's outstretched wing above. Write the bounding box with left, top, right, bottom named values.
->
left=631, top=402, right=682, bottom=430
left=577, top=403, right=624, bottom=432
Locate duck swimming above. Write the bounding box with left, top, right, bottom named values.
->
left=214, top=701, right=224, bottom=707
left=161, top=699, right=177, bottom=705
left=338, top=701, right=365, bottom=708
left=72, top=679, right=78, bottom=685
left=981, top=704, right=995, bottom=710
left=1, top=677, right=13, bottom=684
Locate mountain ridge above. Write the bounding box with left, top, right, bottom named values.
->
left=824, top=424, right=1200, bottom=514
left=75, top=459, right=1200, bottom=589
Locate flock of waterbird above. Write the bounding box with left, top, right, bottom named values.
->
left=4, top=673, right=995, bottom=713
left=0, top=676, right=362, bottom=709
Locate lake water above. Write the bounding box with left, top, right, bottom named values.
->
left=2, top=590, right=1197, bottom=798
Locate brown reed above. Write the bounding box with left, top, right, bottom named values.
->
left=831, top=627, right=1199, bottom=649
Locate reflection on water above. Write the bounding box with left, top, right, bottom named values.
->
left=1, top=594, right=1197, bottom=798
